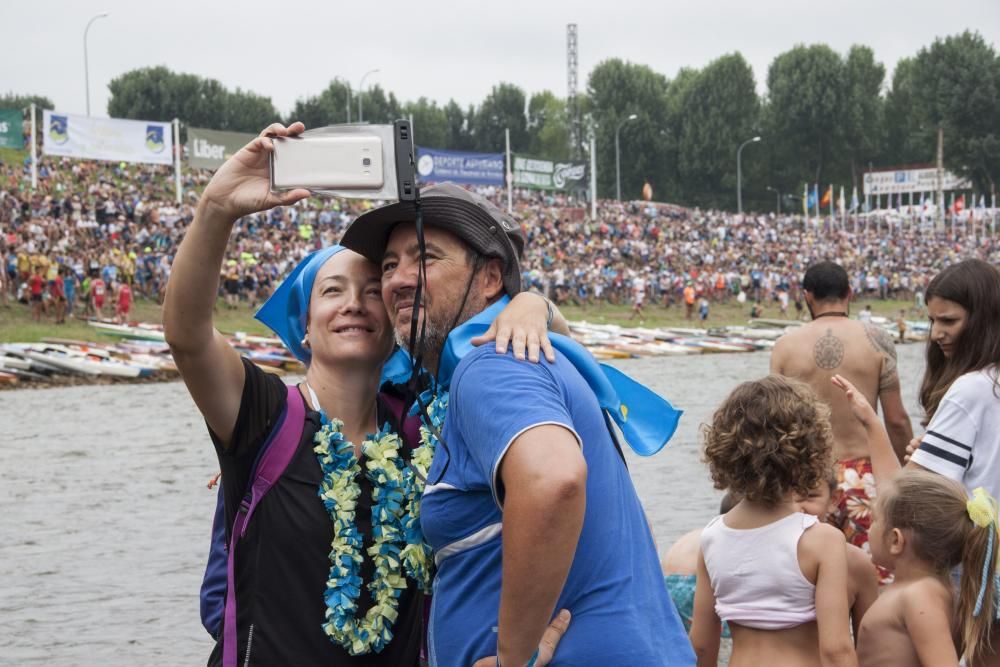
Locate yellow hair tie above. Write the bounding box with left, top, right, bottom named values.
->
left=967, top=487, right=999, bottom=529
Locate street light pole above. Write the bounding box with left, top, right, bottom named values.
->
left=736, top=135, right=761, bottom=214
left=766, top=186, right=781, bottom=214
left=615, top=113, right=637, bottom=201
left=84, top=12, right=109, bottom=116
left=581, top=135, right=598, bottom=219
left=357, top=69, right=379, bottom=123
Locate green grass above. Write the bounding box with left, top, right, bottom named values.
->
left=0, top=147, right=30, bottom=178
left=0, top=297, right=274, bottom=344
left=0, top=295, right=919, bottom=344
left=0, top=147, right=28, bottom=164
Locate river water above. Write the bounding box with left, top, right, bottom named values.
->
left=0, top=344, right=927, bottom=665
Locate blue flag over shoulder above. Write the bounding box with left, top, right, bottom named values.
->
left=382, top=297, right=682, bottom=456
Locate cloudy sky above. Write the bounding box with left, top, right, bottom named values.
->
left=7, top=0, right=999, bottom=118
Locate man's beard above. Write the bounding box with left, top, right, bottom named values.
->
left=395, top=314, right=446, bottom=360
left=394, top=295, right=483, bottom=369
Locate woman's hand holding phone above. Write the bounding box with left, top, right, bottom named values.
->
left=200, top=122, right=311, bottom=222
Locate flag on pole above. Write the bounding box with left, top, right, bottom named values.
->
left=992, top=193, right=997, bottom=235
left=851, top=186, right=859, bottom=234
left=813, top=183, right=820, bottom=217
left=803, top=183, right=808, bottom=217
left=806, top=185, right=816, bottom=214
left=978, top=195, right=986, bottom=234
left=949, top=193, right=956, bottom=235
left=838, top=186, right=846, bottom=229
left=820, top=185, right=832, bottom=208
left=949, top=193, right=965, bottom=215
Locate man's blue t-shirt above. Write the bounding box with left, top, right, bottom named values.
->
left=420, top=346, right=694, bottom=666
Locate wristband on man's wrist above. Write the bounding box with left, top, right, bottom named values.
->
left=496, top=649, right=539, bottom=667
left=535, top=291, right=554, bottom=330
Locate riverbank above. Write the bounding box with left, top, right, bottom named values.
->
left=1, top=295, right=922, bottom=390
left=0, top=369, right=179, bottom=391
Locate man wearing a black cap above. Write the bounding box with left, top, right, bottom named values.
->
left=341, top=183, right=694, bottom=667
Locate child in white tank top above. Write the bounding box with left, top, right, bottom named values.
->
left=690, top=375, right=858, bottom=667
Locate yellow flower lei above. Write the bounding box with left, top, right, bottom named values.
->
left=313, top=417, right=409, bottom=655
left=399, top=389, right=447, bottom=593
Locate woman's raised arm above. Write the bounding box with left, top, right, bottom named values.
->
left=163, top=123, right=310, bottom=445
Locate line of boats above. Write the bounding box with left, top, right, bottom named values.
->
left=0, top=317, right=928, bottom=387
left=573, top=316, right=927, bottom=360
left=0, top=321, right=304, bottom=387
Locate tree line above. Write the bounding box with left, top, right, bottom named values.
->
left=9, top=31, right=999, bottom=212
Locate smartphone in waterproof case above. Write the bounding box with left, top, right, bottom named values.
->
left=270, top=134, right=385, bottom=191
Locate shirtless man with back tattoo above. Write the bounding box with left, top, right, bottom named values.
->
left=771, top=261, right=913, bottom=581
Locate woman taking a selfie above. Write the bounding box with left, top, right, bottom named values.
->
left=164, top=122, right=567, bottom=666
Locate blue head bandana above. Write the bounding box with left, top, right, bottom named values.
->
left=254, top=245, right=347, bottom=364
left=381, top=296, right=683, bottom=456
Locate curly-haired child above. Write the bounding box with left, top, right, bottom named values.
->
left=690, top=375, right=858, bottom=667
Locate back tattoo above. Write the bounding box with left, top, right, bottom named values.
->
left=813, top=328, right=844, bottom=370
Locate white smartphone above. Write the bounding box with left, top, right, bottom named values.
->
left=270, top=134, right=385, bottom=191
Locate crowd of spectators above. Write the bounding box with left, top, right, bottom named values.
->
left=510, top=191, right=999, bottom=316
left=2, top=154, right=997, bottom=325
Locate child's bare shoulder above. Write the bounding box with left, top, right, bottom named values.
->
left=801, top=519, right=846, bottom=549
left=899, top=575, right=953, bottom=607
left=845, top=544, right=877, bottom=572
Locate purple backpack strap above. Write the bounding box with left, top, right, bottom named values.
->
left=380, top=392, right=421, bottom=449
left=223, top=384, right=306, bottom=667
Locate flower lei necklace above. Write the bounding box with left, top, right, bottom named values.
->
left=400, top=388, right=448, bottom=591
left=311, top=387, right=446, bottom=655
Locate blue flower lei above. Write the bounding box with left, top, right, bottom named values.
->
left=312, top=391, right=447, bottom=655
left=313, top=414, right=410, bottom=655
left=400, top=388, right=448, bottom=593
